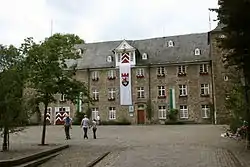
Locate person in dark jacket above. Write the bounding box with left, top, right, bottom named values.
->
left=63, top=114, right=72, bottom=140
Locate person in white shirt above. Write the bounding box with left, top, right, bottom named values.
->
left=80, top=115, right=90, bottom=139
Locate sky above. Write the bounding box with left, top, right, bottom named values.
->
left=0, top=0, right=219, bottom=46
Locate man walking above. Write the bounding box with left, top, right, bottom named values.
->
left=81, top=115, right=90, bottom=139
left=63, top=114, right=72, bottom=140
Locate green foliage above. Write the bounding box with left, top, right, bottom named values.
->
left=167, top=109, right=178, bottom=121
left=20, top=33, right=89, bottom=144
left=214, top=1, right=250, bottom=68
left=72, top=112, right=86, bottom=125
left=0, top=45, right=28, bottom=151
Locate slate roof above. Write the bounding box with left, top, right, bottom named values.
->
left=73, top=32, right=210, bottom=69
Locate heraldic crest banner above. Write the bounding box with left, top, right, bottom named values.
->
left=119, top=63, right=132, bottom=105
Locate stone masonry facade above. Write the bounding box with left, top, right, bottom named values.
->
left=42, top=24, right=231, bottom=125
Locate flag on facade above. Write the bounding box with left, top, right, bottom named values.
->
left=119, top=52, right=132, bottom=105
left=169, top=88, right=176, bottom=110
left=76, top=92, right=82, bottom=112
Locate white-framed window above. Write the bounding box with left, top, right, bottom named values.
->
left=129, top=52, right=133, bottom=62
left=57, top=107, right=70, bottom=112
left=201, top=105, right=210, bottom=118
left=108, top=88, right=116, bottom=99
left=195, top=48, right=201, bottom=55
left=200, top=64, right=208, bottom=73
left=60, top=94, right=65, bottom=101
left=91, top=71, right=99, bottom=79
left=157, top=67, right=165, bottom=75
left=158, top=86, right=166, bottom=96
left=142, top=53, right=148, bottom=60
left=179, top=85, right=187, bottom=96
left=180, top=105, right=188, bottom=119
left=201, top=84, right=209, bottom=95
left=137, top=87, right=145, bottom=98
left=136, top=68, right=144, bottom=76
left=109, top=107, right=116, bottom=120
left=178, top=65, right=186, bottom=74
left=93, top=89, right=99, bottom=100
left=168, top=40, right=174, bottom=47
left=107, top=56, right=112, bottom=62
left=158, top=106, right=167, bottom=119
left=107, top=70, right=116, bottom=78
left=92, top=108, right=99, bottom=120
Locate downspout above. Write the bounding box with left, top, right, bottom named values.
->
left=148, top=64, right=152, bottom=124
left=209, top=32, right=217, bottom=125
left=87, top=68, right=90, bottom=114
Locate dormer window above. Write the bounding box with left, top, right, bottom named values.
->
left=142, top=53, right=148, bottom=60
left=195, top=48, right=201, bottom=56
left=168, top=40, right=174, bottom=47
left=107, top=56, right=112, bottom=62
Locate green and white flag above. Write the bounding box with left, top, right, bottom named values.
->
left=76, top=92, right=82, bottom=112
left=169, top=88, right=176, bottom=110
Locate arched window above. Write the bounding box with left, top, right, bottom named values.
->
left=168, top=40, right=174, bottom=47
left=195, top=48, right=201, bottom=55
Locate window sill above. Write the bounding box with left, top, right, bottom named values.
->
left=179, top=95, right=188, bottom=98
left=107, top=77, right=116, bottom=80
left=200, top=94, right=210, bottom=97
left=157, top=74, right=165, bottom=78
left=199, top=72, right=209, bottom=75
left=136, top=75, right=145, bottom=78
left=178, top=73, right=187, bottom=77
left=158, top=96, right=166, bottom=99
left=108, top=98, right=116, bottom=101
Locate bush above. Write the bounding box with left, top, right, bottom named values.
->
left=167, top=109, right=178, bottom=121
left=72, top=112, right=86, bottom=125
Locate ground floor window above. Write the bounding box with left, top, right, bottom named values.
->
left=109, top=107, right=116, bottom=120
left=158, top=106, right=166, bottom=119
left=92, top=108, right=99, bottom=120
left=201, top=105, right=210, bottom=118
left=180, top=105, right=188, bottom=119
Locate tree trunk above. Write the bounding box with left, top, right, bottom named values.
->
left=2, top=126, right=9, bottom=151
left=41, top=102, right=48, bottom=145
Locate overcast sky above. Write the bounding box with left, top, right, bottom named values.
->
left=0, top=0, right=219, bottom=46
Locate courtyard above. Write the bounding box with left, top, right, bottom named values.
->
left=1, top=125, right=250, bottom=167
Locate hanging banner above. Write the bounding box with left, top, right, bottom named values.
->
left=119, top=53, right=132, bottom=105
left=169, top=88, right=176, bottom=110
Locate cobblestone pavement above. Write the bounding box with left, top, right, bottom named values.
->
left=1, top=125, right=249, bottom=166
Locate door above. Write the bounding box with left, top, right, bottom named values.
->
left=137, top=110, right=145, bottom=124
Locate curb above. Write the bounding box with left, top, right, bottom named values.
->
left=0, top=144, right=69, bottom=167
left=86, top=152, right=110, bottom=167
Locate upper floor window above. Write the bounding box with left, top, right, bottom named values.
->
left=136, top=68, right=145, bottom=78
left=137, top=87, right=145, bottom=99
left=195, top=48, right=201, bottom=56
left=158, top=86, right=166, bottom=98
left=201, top=84, right=209, bottom=96
left=108, top=88, right=116, bottom=100
left=200, top=64, right=209, bottom=74
left=179, top=85, right=187, bottom=96
left=107, top=70, right=116, bottom=80
left=168, top=40, right=174, bottom=47
left=178, top=65, right=186, bottom=76
left=60, top=94, right=66, bottom=102
left=91, top=71, right=99, bottom=81
left=93, top=89, right=99, bottom=101
left=157, top=67, right=165, bottom=77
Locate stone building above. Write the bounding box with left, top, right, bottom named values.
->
left=44, top=25, right=230, bottom=125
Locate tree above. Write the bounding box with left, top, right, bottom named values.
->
left=20, top=34, right=90, bottom=145
left=0, top=45, right=27, bottom=151
left=214, top=0, right=250, bottom=145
